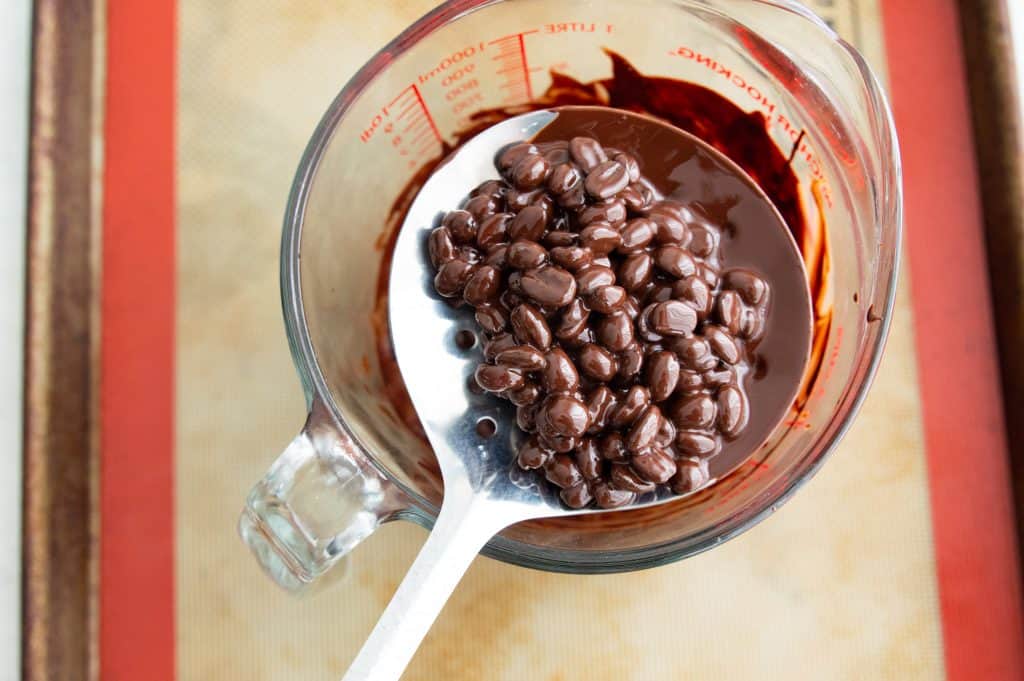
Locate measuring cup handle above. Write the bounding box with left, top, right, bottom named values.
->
left=239, top=399, right=404, bottom=593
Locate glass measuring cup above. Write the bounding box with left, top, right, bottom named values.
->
left=239, top=0, right=901, bottom=592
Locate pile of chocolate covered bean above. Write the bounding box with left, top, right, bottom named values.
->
left=428, top=136, right=769, bottom=509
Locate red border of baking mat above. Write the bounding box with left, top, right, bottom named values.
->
left=101, top=0, right=176, bottom=678
left=881, top=0, right=1024, bottom=677
left=97, top=0, right=1024, bottom=678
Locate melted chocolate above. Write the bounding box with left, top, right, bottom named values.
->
left=373, top=51, right=828, bottom=493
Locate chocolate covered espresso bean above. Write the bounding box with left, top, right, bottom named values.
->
left=475, top=364, right=524, bottom=393
left=483, top=332, right=517, bottom=361
left=544, top=453, right=584, bottom=489
left=463, top=265, right=500, bottom=306
left=587, top=285, right=627, bottom=313
left=619, top=218, right=656, bottom=254
left=443, top=210, right=477, bottom=244
left=671, top=393, right=716, bottom=431
left=586, top=386, right=617, bottom=433
left=578, top=199, right=626, bottom=226
left=476, top=213, right=511, bottom=250
left=574, top=438, right=603, bottom=481
left=517, top=436, right=550, bottom=469
left=547, top=162, right=582, bottom=195
left=671, top=458, right=709, bottom=494
left=626, top=406, right=662, bottom=453
left=649, top=300, right=698, bottom=336
left=508, top=205, right=548, bottom=242
left=646, top=351, right=680, bottom=402
left=537, top=394, right=591, bottom=439
left=520, top=265, right=577, bottom=308
left=474, top=304, right=507, bottom=334
left=498, top=142, right=538, bottom=173
left=542, top=230, right=577, bottom=248
left=510, top=304, right=552, bottom=350
left=593, top=482, right=635, bottom=509
left=631, top=447, right=677, bottom=484
left=595, top=311, right=634, bottom=352
left=462, top=195, right=498, bottom=223
left=578, top=343, right=618, bottom=382
left=560, top=482, right=593, bottom=509
left=569, top=136, right=608, bottom=172
left=550, top=246, right=593, bottom=271
left=542, top=348, right=580, bottom=393
left=428, top=227, right=456, bottom=268
left=654, top=245, right=697, bottom=278
left=575, top=265, right=616, bottom=296
left=579, top=223, right=621, bottom=256
left=507, top=240, right=548, bottom=270
left=613, top=152, right=640, bottom=182
left=585, top=160, right=630, bottom=200
left=618, top=252, right=653, bottom=291
left=512, top=153, right=551, bottom=189
left=434, top=259, right=476, bottom=298
left=496, top=345, right=547, bottom=371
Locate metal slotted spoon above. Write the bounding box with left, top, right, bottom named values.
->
left=342, top=107, right=809, bottom=681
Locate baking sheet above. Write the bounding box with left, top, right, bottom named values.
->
left=175, top=1, right=945, bottom=679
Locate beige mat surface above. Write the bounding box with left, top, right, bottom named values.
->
left=176, top=1, right=944, bottom=678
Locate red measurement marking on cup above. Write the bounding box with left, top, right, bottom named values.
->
left=390, top=84, right=442, bottom=147
left=361, top=26, right=619, bottom=153
left=489, top=30, right=539, bottom=104
left=420, top=41, right=491, bottom=127
left=358, top=84, right=443, bottom=169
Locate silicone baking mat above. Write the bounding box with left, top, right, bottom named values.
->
left=98, top=0, right=1024, bottom=679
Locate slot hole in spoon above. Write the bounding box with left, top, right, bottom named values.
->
left=454, top=329, right=477, bottom=351
left=475, top=417, right=497, bottom=439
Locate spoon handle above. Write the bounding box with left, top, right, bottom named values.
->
left=341, top=493, right=513, bottom=681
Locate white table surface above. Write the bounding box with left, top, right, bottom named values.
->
left=2, top=1, right=30, bottom=678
